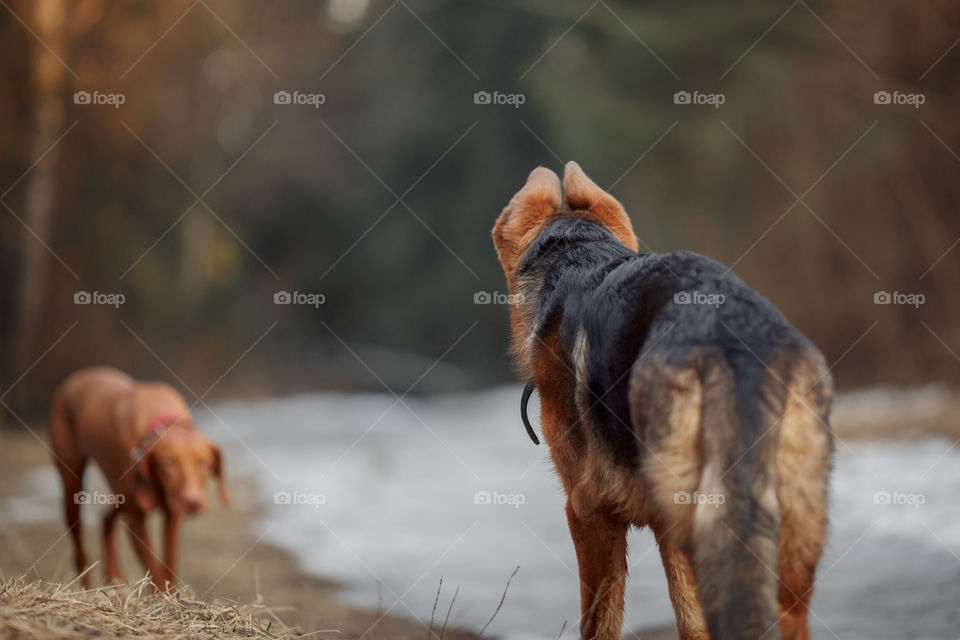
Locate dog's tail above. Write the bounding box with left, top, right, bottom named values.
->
left=634, top=348, right=784, bottom=640
left=692, top=350, right=783, bottom=640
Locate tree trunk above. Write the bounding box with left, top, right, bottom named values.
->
left=10, top=0, right=69, bottom=423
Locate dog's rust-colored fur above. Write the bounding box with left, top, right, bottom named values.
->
left=49, top=367, right=228, bottom=589
left=493, top=163, right=832, bottom=640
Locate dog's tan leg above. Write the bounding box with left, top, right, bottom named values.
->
left=163, top=511, right=181, bottom=583
left=124, top=510, right=167, bottom=589
left=565, top=501, right=628, bottom=640
left=54, top=460, right=89, bottom=586
left=103, top=508, right=123, bottom=583
left=654, top=530, right=708, bottom=640
left=776, top=390, right=830, bottom=640
left=50, top=404, right=91, bottom=586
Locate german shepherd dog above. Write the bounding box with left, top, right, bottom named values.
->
left=492, top=163, right=832, bottom=640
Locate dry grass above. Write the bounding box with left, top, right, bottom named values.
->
left=0, top=566, right=521, bottom=640
left=0, top=572, right=306, bottom=640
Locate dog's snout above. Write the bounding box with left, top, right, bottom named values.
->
left=182, top=490, right=205, bottom=514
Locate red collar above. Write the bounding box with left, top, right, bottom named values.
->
left=131, top=412, right=194, bottom=461
left=145, top=412, right=194, bottom=439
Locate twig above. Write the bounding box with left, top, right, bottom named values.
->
left=440, top=585, right=459, bottom=640
left=427, top=576, right=443, bottom=640
left=475, top=566, right=519, bottom=640
left=61, top=561, right=98, bottom=592
left=557, top=619, right=567, bottom=640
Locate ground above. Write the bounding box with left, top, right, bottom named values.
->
left=2, top=389, right=955, bottom=639
left=0, top=430, right=473, bottom=640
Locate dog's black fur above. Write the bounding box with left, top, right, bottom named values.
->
left=515, top=214, right=824, bottom=468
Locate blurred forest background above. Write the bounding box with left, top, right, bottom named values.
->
left=2, top=0, right=959, bottom=422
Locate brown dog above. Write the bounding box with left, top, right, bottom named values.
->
left=49, top=367, right=228, bottom=589
left=493, top=163, right=832, bottom=640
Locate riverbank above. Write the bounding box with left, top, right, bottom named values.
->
left=0, top=430, right=475, bottom=640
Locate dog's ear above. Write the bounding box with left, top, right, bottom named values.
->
left=493, top=167, right=562, bottom=278
left=210, top=444, right=229, bottom=507
left=563, top=161, right=639, bottom=251
left=134, top=452, right=159, bottom=512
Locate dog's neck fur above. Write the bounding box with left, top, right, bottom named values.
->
left=509, top=214, right=693, bottom=469
left=510, top=214, right=639, bottom=377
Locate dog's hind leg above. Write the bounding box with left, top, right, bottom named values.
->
left=653, top=528, right=708, bottom=640
left=776, top=374, right=832, bottom=640
left=103, top=508, right=123, bottom=583
left=635, top=350, right=784, bottom=639
left=691, top=355, right=783, bottom=640
left=55, top=458, right=88, bottom=584
left=635, top=359, right=709, bottom=639
left=49, top=403, right=90, bottom=586
left=566, top=500, right=629, bottom=640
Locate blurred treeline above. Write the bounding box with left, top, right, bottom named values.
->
left=2, top=0, right=959, bottom=421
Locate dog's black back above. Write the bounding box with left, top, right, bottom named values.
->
left=516, top=214, right=817, bottom=468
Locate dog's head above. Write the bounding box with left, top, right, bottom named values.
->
left=135, top=427, right=228, bottom=515
left=492, top=162, right=639, bottom=378
left=492, top=161, right=638, bottom=289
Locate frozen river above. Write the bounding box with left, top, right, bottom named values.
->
left=204, top=386, right=960, bottom=639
